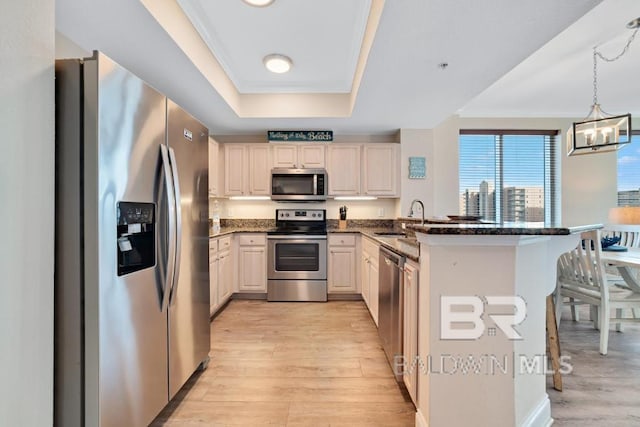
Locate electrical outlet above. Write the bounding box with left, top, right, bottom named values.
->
left=401, top=222, right=406, bottom=229
left=227, top=208, right=234, bottom=217
left=378, top=208, right=385, bottom=217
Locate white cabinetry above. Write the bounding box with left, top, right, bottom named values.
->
left=224, top=144, right=271, bottom=196
left=208, top=137, right=219, bottom=197
left=361, top=236, right=379, bottom=325
left=209, top=239, right=219, bottom=315
left=327, top=145, right=360, bottom=196
left=328, top=234, right=358, bottom=293
left=326, top=143, right=399, bottom=197
left=209, top=235, right=233, bottom=316
left=272, top=144, right=326, bottom=169
left=363, top=144, right=399, bottom=196
left=237, top=233, right=267, bottom=292
left=403, top=259, right=419, bottom=405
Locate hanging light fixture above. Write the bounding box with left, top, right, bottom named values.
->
left=567, top=18, right=640, bottom=156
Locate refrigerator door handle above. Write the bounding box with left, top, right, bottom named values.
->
left=160, top=144, right=177, bottom=312
left=168, top=146, right=182, bottom=304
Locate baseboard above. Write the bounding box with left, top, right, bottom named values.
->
left=327, top=293, right=363, bottom=301
left=231, top=292, right=267, bottom=300
left=520, top=395, right=552, bottom=427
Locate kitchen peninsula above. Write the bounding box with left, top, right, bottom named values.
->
left=407, top=222, right=602, bottom=427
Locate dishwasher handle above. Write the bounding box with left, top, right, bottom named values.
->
left=380, top=246, right=405, bottom=269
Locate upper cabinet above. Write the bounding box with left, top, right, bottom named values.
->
left=218, top=139, right=399, bottom=198
left=272, top=144, right=325, bottom=169
left=208, top=137, right=219, bottom=197
left=362, top=144, right=399, bottom=196
left=327, top=145, right=361, bottom=196
left=327, top=143, right=399, bottom=197
left=224, top=144, right=271, bottom=196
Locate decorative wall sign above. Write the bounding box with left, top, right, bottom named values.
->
left=268, top=130, right=333, bottom=142
left=409, top=156, right=426, bottom=179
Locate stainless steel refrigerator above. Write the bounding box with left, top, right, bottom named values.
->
left=54, top=52, right=210, bottom=427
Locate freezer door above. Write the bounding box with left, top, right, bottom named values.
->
left=166, top=99, right=211, bottom=399
left=86, top=53, right=170, bottom=427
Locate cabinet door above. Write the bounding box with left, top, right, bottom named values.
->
left=369, top=260, right=379, bottom=326
left=299, top=145, right=325, bottom=168
left=361, top=252, right=370, bottom=307
left=328, top=247, right=357, bottom=292
left=224, top=145, right=245, bottom=196
left=272, top=144, right=297, bottom=168
left=238, top=247, right=266, bottom=291
left=403, top=261, right=419, bottom=404
left=363, top=144, right=398, bottom=196
left=218, top=250, right=232, bottom=302
left=208, top=138, right=219, bottom=196
left=209, top=254, right=219, bottom=315
left=248, top=145, right=271, bottom=195
left=327, top=145, right=360, bottom=195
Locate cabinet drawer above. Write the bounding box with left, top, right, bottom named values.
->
left=218, top=235, right=232, bottom=250
left=237, top=233, right=266, bottom=246
left=329, top=234, right=356, bottom=246
left=209, top=239, right=218, bottom=251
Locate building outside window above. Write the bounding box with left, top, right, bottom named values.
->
left=459, top=130, right=558, bottom=224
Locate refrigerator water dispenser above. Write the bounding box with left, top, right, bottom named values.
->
left=117, top=201, right=155, bottom=276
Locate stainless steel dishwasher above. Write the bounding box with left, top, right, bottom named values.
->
left=378, top=246, right=405, bottom=382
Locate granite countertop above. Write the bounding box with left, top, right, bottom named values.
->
left=406, top=222, right=604, bottom=236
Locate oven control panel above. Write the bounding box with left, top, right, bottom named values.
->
left=276, top=209, right=325, bottom=221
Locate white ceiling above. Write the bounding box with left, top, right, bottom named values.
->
left=56, top=0, right=640, bottom=136
left=177, top=0, right=371, bottom=93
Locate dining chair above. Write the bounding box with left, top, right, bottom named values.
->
left=555, top=230, right=640, bottom=355
left=602, top=226, right=640, bottom=248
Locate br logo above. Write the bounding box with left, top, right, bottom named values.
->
left=440, top=296, right=527, bottom=340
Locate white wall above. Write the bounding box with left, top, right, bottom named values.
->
left=399, top=117, right=460, bottom=218
left=0, top=1, right=54, bottom=425
left=213, top=198, right=399, bottom=220
left=55, top=31, right=91, bottom=59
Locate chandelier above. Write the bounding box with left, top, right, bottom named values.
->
left=567, top=17, right=640, bottom=156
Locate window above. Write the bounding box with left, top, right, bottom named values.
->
left=459, top=130, right=558, bottom=223
left=617, top=132, right=640, bottom=207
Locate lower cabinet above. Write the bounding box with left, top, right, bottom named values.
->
left=403, top=259, right=419, bottom=405
left=328, top=234, right=358, bottom=293
left=361, top=236, right=379, bottom=326
left=237, top=233, right=267, bottom=292
left=209, top=235, right=233, bottom=316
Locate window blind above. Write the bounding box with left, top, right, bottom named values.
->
left=617, top=132, right=640, bottom=207
left=459, top=130, right=558, bottom=223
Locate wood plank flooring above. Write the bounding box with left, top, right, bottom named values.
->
left=152, top=300, right=640, bottom=426
left=550, top=306, right=640, bottom=426
left=151, top=300, right=416, bottom=426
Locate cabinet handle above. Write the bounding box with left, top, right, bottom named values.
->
left=301, top=163, right=305, bottom=168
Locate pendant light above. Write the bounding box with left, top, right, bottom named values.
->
left=567, top=18, right=639, bottom=156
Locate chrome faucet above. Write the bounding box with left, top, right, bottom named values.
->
left=408, top=199, right=425, bottom=225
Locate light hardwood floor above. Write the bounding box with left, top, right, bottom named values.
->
left=151, top=300, right=416, bottom=426
left=152, top=301, right=640, bottom=426
left=550, top=306, right=640, bottom=426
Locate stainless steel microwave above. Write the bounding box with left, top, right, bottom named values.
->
left=271, top=168, right=327, bottom=201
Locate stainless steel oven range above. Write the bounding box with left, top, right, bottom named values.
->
left=267, top=209, right=327, bottom=302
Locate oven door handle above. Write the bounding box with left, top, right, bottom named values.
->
left=267, top=235, right=327, bottom=240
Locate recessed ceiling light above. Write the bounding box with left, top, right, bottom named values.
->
left=263, top=54, right=292, bottom=74
left=242, top=0, right=275, bottom=7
